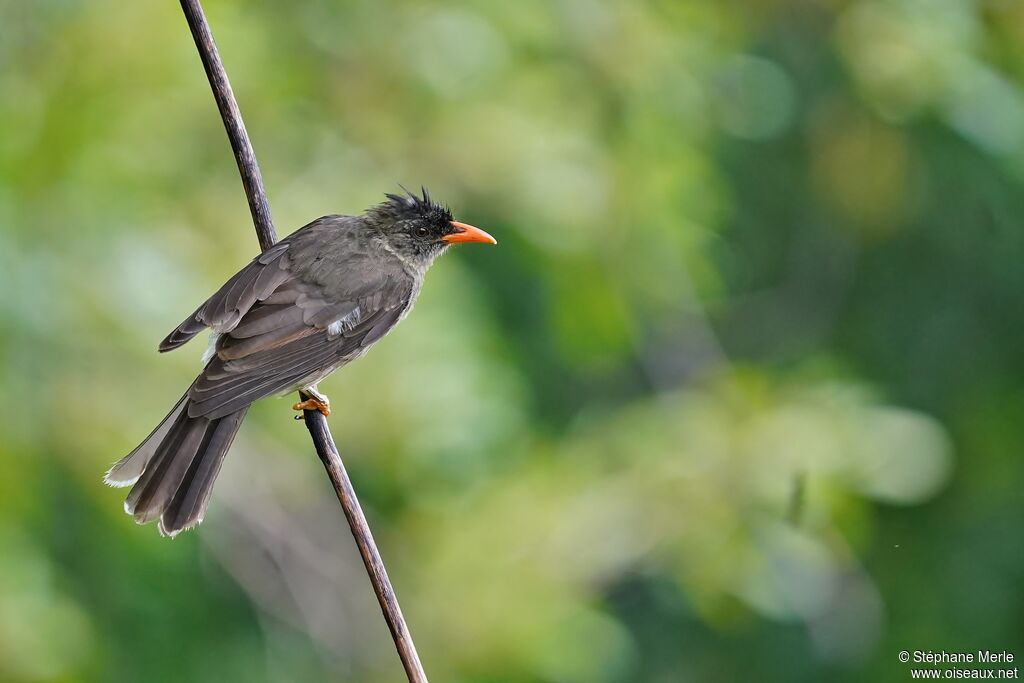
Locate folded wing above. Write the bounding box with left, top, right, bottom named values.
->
left=159, top=241, right=293, bottom=352
left=188, top=267, right=412, bottom=420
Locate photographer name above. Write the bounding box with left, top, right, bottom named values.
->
left=914, top=651, right=1015, bottom=665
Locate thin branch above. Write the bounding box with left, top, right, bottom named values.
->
left=177, top=2, right=428, bottom=681
left=179, top=0, right=276, bottom=250
left=304, top=415, right=429, bottom=683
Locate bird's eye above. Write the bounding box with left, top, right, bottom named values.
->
left=415, top=226, right=429, bottom=237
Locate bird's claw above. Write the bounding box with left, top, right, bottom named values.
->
left=293, top=397, right=331, bottom=418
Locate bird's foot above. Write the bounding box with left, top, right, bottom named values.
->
left=293, top=389, right=331, bottom=419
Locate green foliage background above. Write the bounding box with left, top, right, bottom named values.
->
left=1, top=0, right=1022, bottom=681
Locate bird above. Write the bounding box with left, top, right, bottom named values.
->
left=105, top=188, right=496, bottom=537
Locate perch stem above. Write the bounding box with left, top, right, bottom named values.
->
left=177, top=2, right=428, bottom=681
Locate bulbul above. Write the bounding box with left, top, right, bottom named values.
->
left=105, top=189, right=496, bottom=537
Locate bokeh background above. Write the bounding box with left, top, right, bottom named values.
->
left=2, top=0, right=1023, bottom=680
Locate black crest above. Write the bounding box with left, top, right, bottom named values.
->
left=375, top=186, right=453, bottom=226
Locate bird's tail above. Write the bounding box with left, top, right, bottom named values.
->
left=105, top=390, right=247, bottom=537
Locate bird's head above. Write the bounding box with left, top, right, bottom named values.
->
left=366, top=188, right=496, bottom=266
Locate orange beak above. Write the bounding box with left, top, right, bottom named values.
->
left=443, top=221, right=497, bottom=245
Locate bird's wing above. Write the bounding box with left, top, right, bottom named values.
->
left=159, top=240, right=294, bottom=352
left=159, top=214, right=362, bottom=351
left=186, top=260, right=414, bottom=420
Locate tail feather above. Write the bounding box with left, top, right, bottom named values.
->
left=104, top=395, right=189, bottom=488
left=107, top=392, right=246, bottom=536
left=126, top=411, right=207, bottom=523
left=160, top=407, right=247, bottom=537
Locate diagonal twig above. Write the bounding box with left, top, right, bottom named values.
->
left=177, top=2, right=428, bottom=680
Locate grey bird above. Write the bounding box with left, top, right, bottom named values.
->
left=105, top=189, right=496, bottom=536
